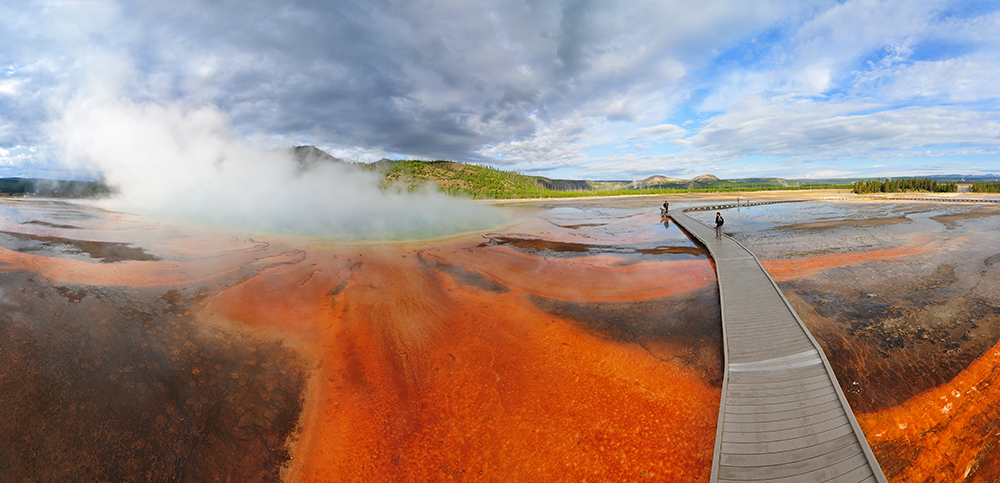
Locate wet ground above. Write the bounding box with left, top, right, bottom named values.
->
left=691, top=198, right=1000, bottom=482
left=0, top=197, right=722, bottom=482
left=9, top=192, right=996, bottom=482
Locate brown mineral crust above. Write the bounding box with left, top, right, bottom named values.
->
left=477, top=234, right=710, bottom=258
left=0, top=230, right=161, bottom=262
left=428, top=242, right=717, bottom=303
left=0, top=239, right=302, bottom=288
left=528, top=291, right=724, bottom=385
left=783, top=292, right=999, bottom=414
left=0, top=269, right=308, bottom=483
left=929, top=203, right=1000, bottom=228
left=776, top=216, right=912, bottom=231
left=759, top=234, right=1000, bottom=414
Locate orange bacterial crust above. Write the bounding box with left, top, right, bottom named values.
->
left=760, top=244, right=929, bottom=282
left=857, top=339, right=1000, bottom=482
left=201, top=241, right=722, bottom=481
left=433, top=245, right=717, bottom=302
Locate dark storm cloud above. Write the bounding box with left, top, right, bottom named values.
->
left=114, top=0, right=532, bottom=160
left=555, top=0, right=601, bottom=77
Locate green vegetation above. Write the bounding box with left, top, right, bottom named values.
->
left=366, top=160, right=551, bottom=198
left=969, top=182, right=1000, bottom=193
left=852, top=177, right=957, bottom=194
left=0, top=178, right=114, bottom=198
left=363, top=159, right=851, bottom=199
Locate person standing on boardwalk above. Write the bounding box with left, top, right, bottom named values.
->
left=715, top=212, right=724, bottom=239
left=661, top=201, right=669, bottom=216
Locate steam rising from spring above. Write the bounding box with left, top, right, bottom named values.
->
left=57, top=96, right=507, bottom=240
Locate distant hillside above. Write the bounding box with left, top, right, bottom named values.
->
left=534, top=177, right=593, bottom=191
left=360, top=158, right=853, bottom=199
left=642, top=175, right=684, bottom=186
left=641, top=173, right=744, bottom=190
left=0, top=178, right=113, bottom=198
left=364, top=160, right=552, bottom=198
left=288, top=145, right=345, bottom=171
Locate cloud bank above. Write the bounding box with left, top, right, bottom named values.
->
left=3, top=0, right=1000, bottom=180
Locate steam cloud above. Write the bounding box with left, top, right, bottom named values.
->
left=56, top=95, right=508, bottom=240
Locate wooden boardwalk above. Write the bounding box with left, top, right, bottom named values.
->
left=669, top=204, right=887, bottom=483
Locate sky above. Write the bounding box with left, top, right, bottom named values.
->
left=2, top=0, right=1000, bottom=181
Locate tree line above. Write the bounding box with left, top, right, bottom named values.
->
left=969, top=182, right=1000, bottom=193
left=0, top=178, right=114, bottom=198
left=852, top=178, right=957, bottom=194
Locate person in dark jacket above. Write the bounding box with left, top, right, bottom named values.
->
left=715, top=212, right=724, bottom=239
left=661, top=201, right=669, bottom=216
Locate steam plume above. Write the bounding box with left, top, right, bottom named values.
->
left=56, top=95, right=507, bottom=240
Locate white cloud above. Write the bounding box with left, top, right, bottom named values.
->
left=688, top=95, right=1000, bottom=161
left=0, top=146, right=37, bottom=168
left=791, top=0, right=940, bottom=65
left=483, top=115, right=595, bottom=165
left=699, top=71, right=774, bottom=113
left=0, top=79, right=20, bottom=96
left=882, top=55, right=1000, bottom=102
left=636, top=124, right=686, bottom=138
left=803, top=170, right=855, bottom=178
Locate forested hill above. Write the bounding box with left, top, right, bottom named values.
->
left=364, top=160, right=579, bottom=198
left=362, top=159, right=852, bottom=199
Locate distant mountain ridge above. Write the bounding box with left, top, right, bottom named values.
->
left=288, top=145, right=345, bottom=171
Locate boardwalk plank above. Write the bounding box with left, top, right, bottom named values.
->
left=722, top=413, right=853, bottom=443
left=832, top=463, right=877, bottom=483
left=724, top=391, right=840, bottom=413
left=727, top=372, right=831, bottom=390
left=718, top=443, right=861, bottom=479
left=723, top=401, right=846, bottom=424
left=717, top=452, right=869, bottom=482
left=727, top=365, right=829, bottom=383
left=729, top=350, right=820, bottom=364
left=719, top=421, right=854, bottom=454
left=726, top=379, right=831, bottom=398
left=723, top=406, right=845, bottom=432
left=726, top=385, right=837, bottom=406
left=720, top=432, right=859, bottom=467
